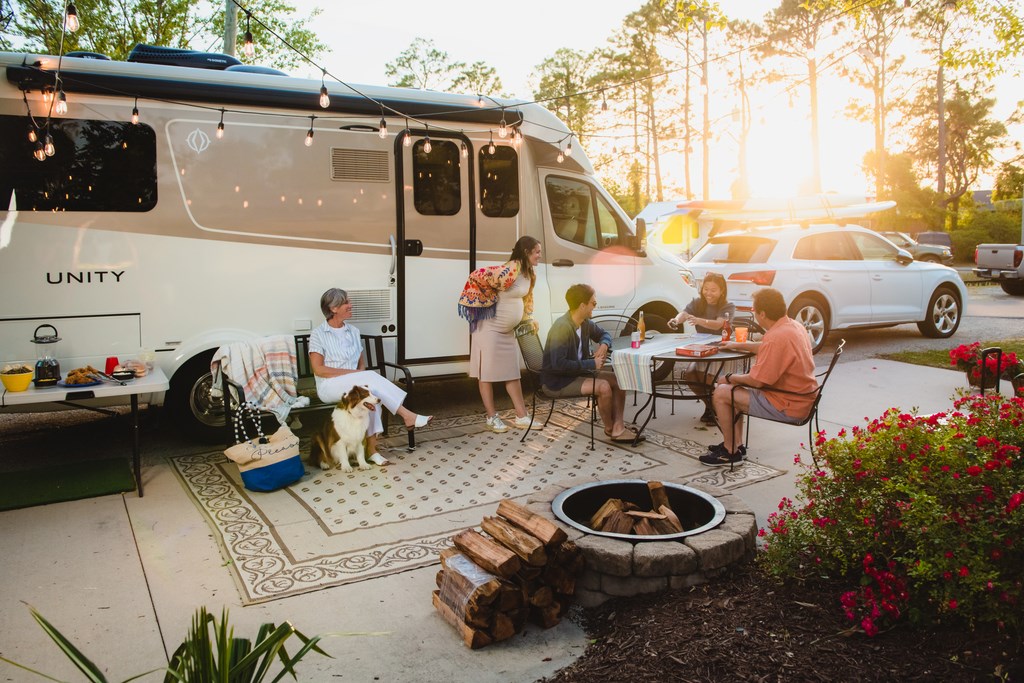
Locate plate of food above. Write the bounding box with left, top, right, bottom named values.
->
left=57, top=378, right=101, bottom=388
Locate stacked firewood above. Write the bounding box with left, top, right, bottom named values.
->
left=432, top=499, right=585, bottom=649
left=588, top=481, right=685, bottom=536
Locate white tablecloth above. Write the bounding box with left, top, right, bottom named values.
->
left=611, top=332, right=721, bottom=393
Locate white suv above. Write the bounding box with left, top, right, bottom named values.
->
left=679, top=223, right=967, bottom=352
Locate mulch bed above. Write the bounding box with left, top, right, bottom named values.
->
left=542, top=563, right=1023, bottom=682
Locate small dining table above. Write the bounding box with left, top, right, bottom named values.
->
left=610, top=332, right=753, bottom=445
left=1, top=368, right=170, bottom=496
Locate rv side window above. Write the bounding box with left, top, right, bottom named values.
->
left=546, top=176, right=601, bottom=249
left=478, top=146, right=519, bottom=217
left=0, top=115, right=156, bottom=212
left=413, top=139, right=461, bottom=216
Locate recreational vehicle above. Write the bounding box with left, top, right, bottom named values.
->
left=0, top=47, right=694, bottom=439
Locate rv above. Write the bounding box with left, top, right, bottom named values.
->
left=0, top=47, right=695, bottom=439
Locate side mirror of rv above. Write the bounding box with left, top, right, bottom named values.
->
left=632, top=218, right=647, bottom=256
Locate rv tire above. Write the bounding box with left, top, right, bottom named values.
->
left=168, top=350, right=227, bottom=442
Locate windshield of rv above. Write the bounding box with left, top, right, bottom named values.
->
left=545, top=176, right=630, bottom=249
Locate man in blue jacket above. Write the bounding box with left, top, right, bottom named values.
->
left=541, top=283, right=637, bottom=442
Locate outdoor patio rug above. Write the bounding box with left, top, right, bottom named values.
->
left=0, top=457, right=136, bottom=511
left=170, top=403, right=784, bottom=604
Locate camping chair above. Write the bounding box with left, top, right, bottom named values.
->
left=731, top=339, right=845, bottom=467
left=514, top=323, right=596, bottom=450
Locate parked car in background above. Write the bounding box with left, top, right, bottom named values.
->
left=680, top=223, right=968, bottom=353
left=974, top=243, right=1024, bottom=296
left=881, top=231, right=954, bottom=265
left=916, top=231, right=953, bottom=248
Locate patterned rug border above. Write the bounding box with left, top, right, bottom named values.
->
left=171, top=402, right=785, bottom=604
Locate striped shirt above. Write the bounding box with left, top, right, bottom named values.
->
left=308, top=321, right=362, bottom=393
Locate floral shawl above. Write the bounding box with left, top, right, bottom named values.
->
left=457, top=260, right=534, bottom=331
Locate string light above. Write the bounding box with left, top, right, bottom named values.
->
left=423, top=125, right=432, bottom=154
left=216, top=109, right=225, bottom=139
left=378, top=116, right=387, bottom=139
left=487, top=131, right=496, bottom=155
left=55, top=88, right=68, bottom=115
left=319, top=70, right=330, bottom=108
left=131, top=98, right=139, bottom=124
left=34, top=140, right=46, bottom=161
left=403, top=120, right=412, bottom=147
left=564, top=138, right=573, bottom=157
left=498, top=110, right=508, bottom=138
left=460, top=141, right=468, bottom=158
left=305, top=116, right=315, bottom=146
left=601, top=91, right=608, bottom=112
left=556, top=150, right=564, bottom=163
left=27, top=124, right=38, bottom=143
left=64, top=1, right=79, bottom=32
left=43, top=132, right=55, bottom=157
left=512, top=126, right=523, bottom=148
left=243, top=11, right=255, bottom=59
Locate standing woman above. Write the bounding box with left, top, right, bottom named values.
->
left=458, top=236, right=542, bottom=433
left=667, top=272, right=736, bottom=424
left=309, top=288, right=432, bottom=465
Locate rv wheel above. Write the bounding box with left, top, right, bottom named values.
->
left=167, top=351, right=230, bottom=442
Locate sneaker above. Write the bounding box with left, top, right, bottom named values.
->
left=699, top=449, right=744, bottom=466
left=512, top=414, right=533, bottom=429
left=710, top=442, right=747, bottom=459
left=485, top=414, right=509, bottom=433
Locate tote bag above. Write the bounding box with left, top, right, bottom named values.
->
left=224, top=401, right=304, bottom=492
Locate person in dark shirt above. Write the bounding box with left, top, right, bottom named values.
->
left=541, top=283, right=637, bottom=442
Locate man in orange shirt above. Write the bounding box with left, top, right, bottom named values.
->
left=701, top=287, right=817, bottom=466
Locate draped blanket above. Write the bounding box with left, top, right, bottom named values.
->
left=211, top=335, right=310, bottom=424
left=457, top=260, right=534, bottom=331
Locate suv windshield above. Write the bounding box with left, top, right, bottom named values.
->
left=690, top=236, right=775, bottom=264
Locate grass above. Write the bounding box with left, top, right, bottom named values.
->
left=879, top=339, right=1024, bottom=371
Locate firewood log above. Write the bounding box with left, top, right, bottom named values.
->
left=601, top=509, right=635, bottom=535
left=434, top=553, right=502, bottom=606
left=588, top=498, right=625, bottom=530
left=658, top=504, right=685, bottom=533
left=650, top=517, right=679, bottom=535
left=528, top=585, right=554, bottom=608
left=452, top=529, right=521, bottom=578
left=432, top=591, right=493, bottom=649
left=648, top=481, right=671, bottom=513
left=633, top=518, right=658, bottom=535
left=529, top=602, right=562, bottom=629
left=481, top=516, right=548, bottom=566
left=625, top=509, right=668, bottom=520
left=490, top=612, right=516, bottom=642
left=516, top=565, right=543, bottom=581
left=508, top=607, right=529, bottom=631
left=496, top=499, right=567, bottom=547
left=542, top=564, right=576, bottom=595
left=495, top=582, right=524, bottom=611
left=434, top=571, right=495, bottom=628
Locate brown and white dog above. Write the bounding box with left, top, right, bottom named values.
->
left=308, top=385, right=381, bottom=472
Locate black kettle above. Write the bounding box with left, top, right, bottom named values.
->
left=32, top=324, right=62, bottom=387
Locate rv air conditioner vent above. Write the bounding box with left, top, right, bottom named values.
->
left=331, top=148, right=390, bottom=183
left=348, top=289, right=391, bottom=322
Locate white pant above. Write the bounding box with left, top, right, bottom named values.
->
left=316, top=371, right=407, bottom=436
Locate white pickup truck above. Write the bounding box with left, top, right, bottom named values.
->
left=974, top=244, right=1024, bottom=295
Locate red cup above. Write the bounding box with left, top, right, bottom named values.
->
left=105, top=356, right=119, bottom=374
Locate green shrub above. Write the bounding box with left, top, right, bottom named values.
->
left=758, top=394, right=1024, bottom=637
left=952, top=211, right=1022, bottom=261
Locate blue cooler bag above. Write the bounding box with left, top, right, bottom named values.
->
left=224, top=402, right=304, bottom=492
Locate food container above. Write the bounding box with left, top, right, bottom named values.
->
left=111, top=369, right=136, bottom=381
left=31, top=324, right=62, bottom=387
left=1, top=364, right=34, bottom=392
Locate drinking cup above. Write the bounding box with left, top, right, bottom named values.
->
left=105, top=356, right=119, bottom=374
left=735, top=327, right=749, bottom=343
left=630, top=331, right=641, bottom=349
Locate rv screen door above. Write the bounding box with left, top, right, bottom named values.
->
left=398, top=135, right=471, bottom=364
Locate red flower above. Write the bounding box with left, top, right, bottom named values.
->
left=966, top=465, right=983, bottom=477
left=1007, top=492, right=1024, bottom=514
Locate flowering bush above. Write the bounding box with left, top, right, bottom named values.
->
left=949, top=342, right=1022, bottom=384
left=758, top=394, right=1024, bottom=637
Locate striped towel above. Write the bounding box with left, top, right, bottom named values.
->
left=611, top=334, right=688, bottom=393
left=211, top=335, right=310, bottom=425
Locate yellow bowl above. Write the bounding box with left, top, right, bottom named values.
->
left=1, top=371, right=34, bottom=392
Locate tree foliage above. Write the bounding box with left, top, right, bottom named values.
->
left=385, top=38, right=505, bottom=96
left=532, top=47, right=600, bottom=145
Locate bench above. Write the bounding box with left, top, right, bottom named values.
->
left=222, top=333, right=415, bottom=449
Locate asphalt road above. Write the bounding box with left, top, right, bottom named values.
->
left=1, top=284, right=1020, bottom=449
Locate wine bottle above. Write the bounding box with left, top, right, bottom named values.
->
left=637, top=311, right=646, bottom=342
left=721, top=312, right=731, bottom=342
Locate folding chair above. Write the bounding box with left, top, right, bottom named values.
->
left=515, top=323, right=596, bottom=450
left=732, top=339, right=845, bottom=466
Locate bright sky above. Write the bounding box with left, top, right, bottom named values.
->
left=287, top=0, right=1021, bottom=200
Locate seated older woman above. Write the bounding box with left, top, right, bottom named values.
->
left=309, top=288, right=432, bottom=465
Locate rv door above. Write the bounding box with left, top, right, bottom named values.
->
left=398, top=133, right=471, bottom=364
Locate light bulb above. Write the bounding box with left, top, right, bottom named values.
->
left=44, top=134, right=55, bottom=156
left=27, top=125, right=38, bottom=143
left=305, top=128, right=314, bottom=146
left=319, top=84, right=330, bottom=108
left=513, top=128, right=523, bottom=147
left=565, top=142, right=573, bottom=157
left=131, top=105, right=139, bottom=124
left=243, top=31, right=254, bottom=59
left=64, top=2, right=79, bottom=32
left=55, top=90, right=68, bottom=115
left=216, top=121, right=224, bottom=139
left=34, top=141, right=46, bottom=161
left=378, top=117, right=387, bottom=139
left=556, top=151, right=564, bottom=163
left=423, top=137, right=432, bottom=154
left=403, top=131, right=412, bottom=147
left=42, top=89, right=53, bottom=103
left=488, top=141, right=496, bottom=155
left=601, top=94, right=608, bottom=112
left=498, top=118, right=508, bottom=138
left=461, top=141, right=468, bottom=158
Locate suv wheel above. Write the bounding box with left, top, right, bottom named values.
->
left=917, top=287, right=961, bottom=338
left=788, top=296, right=829, bottom=354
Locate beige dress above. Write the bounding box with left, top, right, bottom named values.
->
left=469, top=275, right=529, bottom=381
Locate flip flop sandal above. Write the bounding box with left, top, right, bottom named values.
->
left=368, top=453, right=390, bottom=466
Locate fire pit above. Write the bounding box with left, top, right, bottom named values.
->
left=525, top=478, right=756, bottom=607
left=552, top=479, right=726, bottom=541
